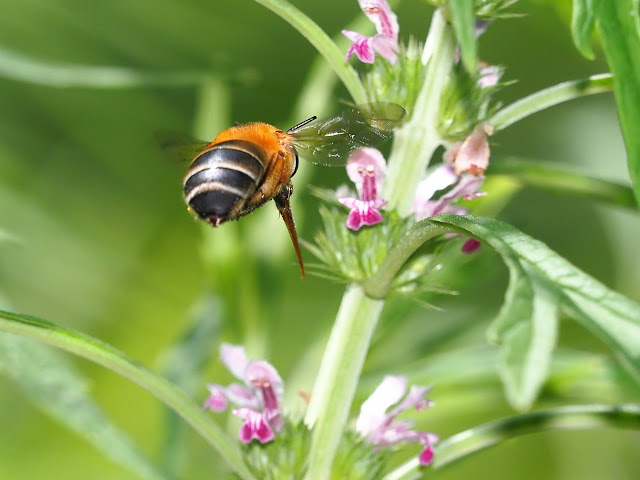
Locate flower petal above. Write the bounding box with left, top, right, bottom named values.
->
left=225, top=382, right=260, bottom=410
left=343, top=30, right=376, bottom=63
left=220, top=343, right=250, bottom=380
left=356, top=375, right=407, bottom=436
left=414, top=165, right=460, bottom=220
left=346, top=207, right=366, bottom=231
left=462, top=238, right=481, bottom=254
left=371, top=34, right=399, bottom=64
left=451, top=125, right=491, bottom=176
left=388, top=385, right=432, bottom=418
left=344, top=199, right=386, bottom=231
left=418, top=444, right=435, bottom=466
left=346, top=148, right=387, bottom=195
left=477, top=64, right=501, bottom=88
left=203, top=384, right=228, bottom=412
left=358, top=0, right=399, bottom=41
left=421, top=174, right=485, bottom=218
left=233, top=408, right=275, bottom=444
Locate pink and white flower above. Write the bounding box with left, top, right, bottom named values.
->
left=339, top=148, right=388, bottom=231
left=356, top=375, right=439, bottom=466
left=203, top=344, right=283, bottom=444
left=343, top=0, right=399, bottom=64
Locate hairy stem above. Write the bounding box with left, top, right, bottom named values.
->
left=490, top=73, right=613, bottom=131
left=304, top=285, right=384, bottom=480
left=384, top=404, right=640, bottom=479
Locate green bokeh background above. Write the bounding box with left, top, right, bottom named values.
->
left=0, top=0, right=638, bottom=478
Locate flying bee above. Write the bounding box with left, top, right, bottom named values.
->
left=159, top=103, right=406, bottom=279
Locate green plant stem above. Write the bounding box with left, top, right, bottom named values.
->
left=0, top=310, right=257, bottom=480
left=384, top=9, right=457, bottom=216
left=252, top=0, right=366, bottom=104
left=303, top=285, right=384, bottom=480
left=489, top=73, right=613, bottom=131
left=292, top=0, right=403, bottom=121
left=490, top=157, right=637, bottom=209
left=384, top=404, right=640, bottom=480
left=364, top=222, right=449, bottom=298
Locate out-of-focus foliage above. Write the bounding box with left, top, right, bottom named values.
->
left=0, top=0, right=638, bottom=479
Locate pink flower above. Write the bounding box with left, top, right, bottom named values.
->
left=356, top=375, right=439, bottom=466
left=413, top=164, right=485, bottom=252
left=343, top=0, right=399, bottom=64
left=443, top=124, right=492, bottom=176
left=413, top=165, right=485, bottom=220
left=203, top=344, right=283, bottom=444
left=339, top=148, right=388, bottom=231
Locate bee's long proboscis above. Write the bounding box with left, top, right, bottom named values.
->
left=274, top=184, right=305, bottom=279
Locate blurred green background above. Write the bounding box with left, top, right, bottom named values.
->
left=0, top=0, right=638, bottom=478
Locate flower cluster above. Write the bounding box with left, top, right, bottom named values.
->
left=337, top=145, right=486, bottom=238
left=340, top=0, right=497, bottom=253
left=204, top=345, right=438, bottom=465
left=204, top=343, right=283, bottom=444
left=356, top=375, right=439, bottom=466
left=343, top=0, right=399, bottom=64
left=339, top=148, right=388, bottom=231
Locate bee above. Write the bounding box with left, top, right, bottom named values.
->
left=160, top=103, right=406, bottom=279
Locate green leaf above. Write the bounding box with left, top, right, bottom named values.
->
left=0, top=309, right=256, bottom=480
left=428, top=215, right=640, bottom=409
left=571, top=0, right=595, bottom=59
left=489, top=157, right=637, bottom=210
left=570, top=0, right=640, bottom=205
left=448, top=0, right=477, bottom=73
left=0, top=332, right=167, bottom=480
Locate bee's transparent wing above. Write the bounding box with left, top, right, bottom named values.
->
left=290, top=103, right=406, bottom=165
left=155, top=130, right=210, bottom=162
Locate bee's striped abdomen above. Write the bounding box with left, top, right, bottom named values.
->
left=184, top=140, right=266, bottom=225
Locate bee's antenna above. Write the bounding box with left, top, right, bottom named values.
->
left=287, top=116, right=317, bottom=133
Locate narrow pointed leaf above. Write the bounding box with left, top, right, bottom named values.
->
left=571, top=0, right=595, bottom=59
left=0, top=332, right=167, bottom=480
left=570, top=0, right=640, bottom=205
left=448, top=0, right=477, bottom=73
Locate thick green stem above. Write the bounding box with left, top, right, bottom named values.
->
left=252, top=0, right=366, bottom=104
left=0, top=310, right=256, bottom=480
left=384, top=9, right=457, bottom=216
left=303, top=285, right=384, bottom=480
left=489, top=73, right=613, bottom=131
left=384, top=404, right=640, bottom=479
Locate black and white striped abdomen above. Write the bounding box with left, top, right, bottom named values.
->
left=184, top=140, right=266, bottom=224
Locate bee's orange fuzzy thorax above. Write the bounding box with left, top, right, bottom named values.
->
left=210, top=123, right=293, bottom=152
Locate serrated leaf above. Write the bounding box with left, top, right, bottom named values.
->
left=430, top=214, right=640, bottom=409
left=0, top=332, right=167, bottom=480
left=448, top=0, right=477, bottom=73
left=571, top=0, right=595, bottom=59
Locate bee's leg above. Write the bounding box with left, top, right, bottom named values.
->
left=274, top=183, right=304, bottom=279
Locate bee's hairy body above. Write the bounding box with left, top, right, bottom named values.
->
left=183, top=123, right=297, bottom=226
